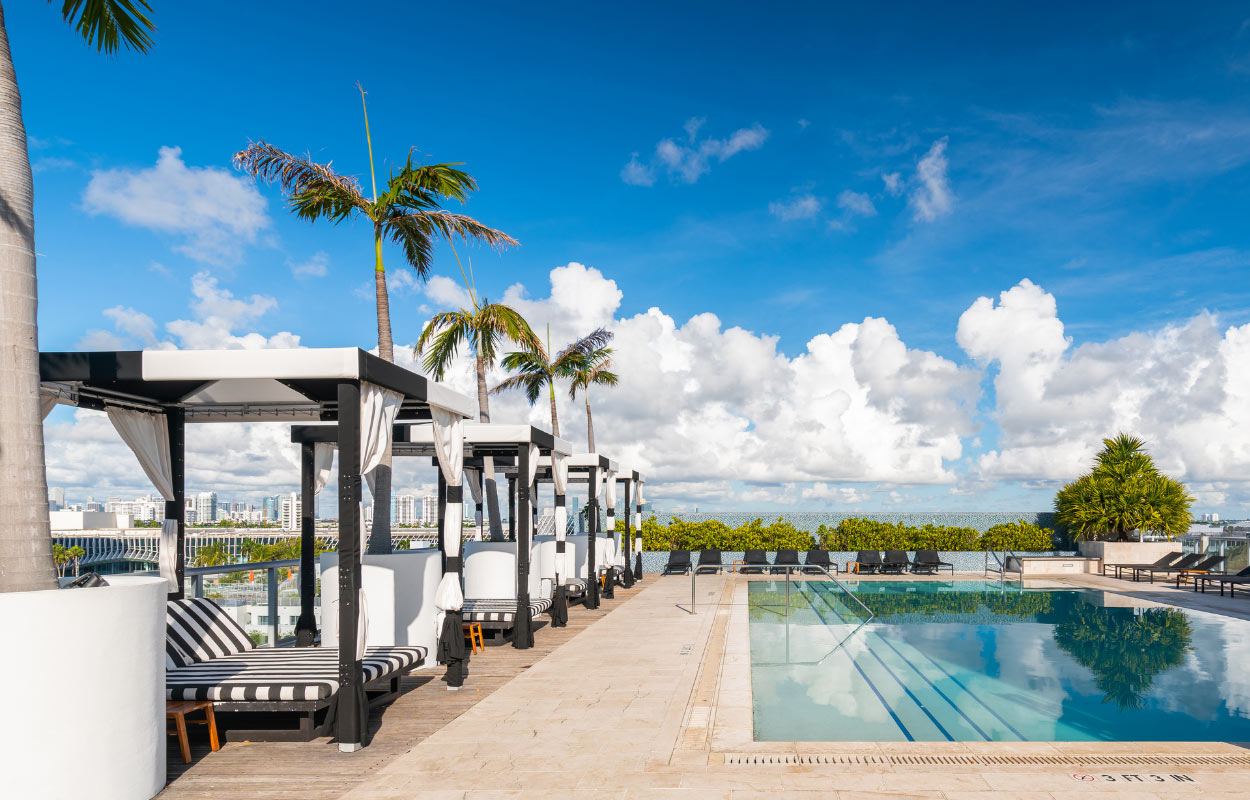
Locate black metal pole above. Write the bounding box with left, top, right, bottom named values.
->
left=164, top=408, right=185, bottom=600
left=335, top=381, right=366, bottom=752
left=436, top=470, right=447, bottom=574
left=621, top=477, right=634, bottom=587
left=296, top=442, right=317, bottom=646
left=586, top=466, right=600, bottom=609
left=507, top=476, right=516, bottom=540
left=513, top=444, right=533, bottom=648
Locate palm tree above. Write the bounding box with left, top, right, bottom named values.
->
left=191, top=542, right=231, bottom=568
left=417, top=291, right=540, bottom=538
left=567, top=339, right=619, bottom=452
left=0, top=2, right=156, bottom=594
left=493, top=327, right=612, bottom=438
left=234, top=97, right=516, bottom=552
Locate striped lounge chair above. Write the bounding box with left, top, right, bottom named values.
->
left=460, top=597, right=555, bottom=630
left=165, top=598, right=425, bottom=741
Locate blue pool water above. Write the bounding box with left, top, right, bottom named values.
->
left=748, top=580, right=1250, bottom=742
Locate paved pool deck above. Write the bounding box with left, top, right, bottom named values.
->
left=342, top=572, right=1250, bottom=799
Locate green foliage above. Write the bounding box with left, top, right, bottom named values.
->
left=1055, top=433, right=1193, bottom=541
left=1054, top=605, right=1192, bottom=709
left=639, top=516, right=815, bottom=552
left=979, top=521, right=1055, bottom=551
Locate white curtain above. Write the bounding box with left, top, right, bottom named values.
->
left=313, top=442, right=336, bottom=495
left=603, top=469, right=618, bottom=557
left=159, top=519, right=179, bottom=592
left=359, top=382, right=403, bottom=477
left=40, top=393, right=57, bottom=420
left=431, top=408, right=464, bottom=614
left=106, top=408, right=174, bottom=501
left=551, top=453, right=569, bottom=580
left=463, top=466, right=484, bottom=537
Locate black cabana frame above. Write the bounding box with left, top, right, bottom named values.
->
left=39, top=347, right=474, bottom=752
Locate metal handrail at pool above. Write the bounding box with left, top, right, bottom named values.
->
left=984, top=548, right=1023, bottom=586
left=687, top=562, right=874, bottom=623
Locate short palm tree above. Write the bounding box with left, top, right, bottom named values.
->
left=417, top=291, right=540, bottom=537
left=493, top=327, right=612, bottom=438
left=0, top=1, right=157, bottom=594
left=235, top=98, right=516, bottom=552
left=567, top=339, right=619, bottom=452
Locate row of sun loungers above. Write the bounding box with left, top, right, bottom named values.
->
left=1101, top=551, right=1229, bottom=585
left=661, top=548, right=955, bottom=576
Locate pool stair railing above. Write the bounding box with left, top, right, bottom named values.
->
left=984, top=548, right=1024, bottom=585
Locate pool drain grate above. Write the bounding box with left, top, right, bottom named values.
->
left=722, top=753, right=1250, bottom=767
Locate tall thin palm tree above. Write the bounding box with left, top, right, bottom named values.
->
left=0, top=1, right=156, bottom=594
left=417, top=289, right=540, bottom=538
left=567, top=340, right=619, bottom=452
left=234, top=109, right=515, bottom=552
left=492, top=327, right=612, bottom=438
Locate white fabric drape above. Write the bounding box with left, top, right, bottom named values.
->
left=527, top=444, right=540, bottom=488
left=40, top=394, right=57, bottom=420
left=550, top=453, right=569, bottom=580
left=603, top=470, right=618, bottom=553
left=359, top=382, right=403, bottom=477
left=431, top=408, right=464, bottom=614
left=313, top=442, right=336, bottom=495
left=551, top=453, right=568, bottom=497
left=159, top=519, right=179, bottom=592
left=106, top=407, right=174, bottom=501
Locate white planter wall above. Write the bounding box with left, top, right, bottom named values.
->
left=566, top=534, right=615, bottom=578
left=463, top=540, right=548, bottom=599
left=1078, top=541, right=1182, bottom=564
left=320, top=550, right=440, bottom=656
left=0, top=575, right=166, bottom=800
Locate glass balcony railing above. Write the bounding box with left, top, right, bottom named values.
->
left=185, top=558, right=319, bottom=647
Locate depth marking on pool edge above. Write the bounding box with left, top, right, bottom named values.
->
left=721, top=753, right=1250, bottom=768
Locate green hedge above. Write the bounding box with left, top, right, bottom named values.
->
left=635, top=516, right=1056, bottom=552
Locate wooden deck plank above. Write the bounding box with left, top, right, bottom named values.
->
left=159, top=583, right=644, bottom=799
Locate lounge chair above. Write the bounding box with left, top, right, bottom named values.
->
left=913, top=550, right=953, bottom=575
left=803, top=549, right=834, bottom=575
left=1194, top=566, right=1250, bottom=595
left=1130, top=552, right=1208, bottom=584
left=696, top=548, right=723, bottom=574
left=740, top=548, right=769, bottom=575
left=1172, top=554, right=1226, bottom=588
left=1103, top=551, right=1182, bottom=579
left=851, top=550, right=883, bottom=575
left=881, top=550, right=912, bottom=575
left=165, top=598, right=423, bottom=741
left=771, top=548, right=801, bottom=574
left=662, top=549, right=692, bottom=575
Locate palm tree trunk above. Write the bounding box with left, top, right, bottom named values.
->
left=0, top=4, right=56, bottom=593
left=368, top=222, right=394, bottom=553
left=548, top=385, right=560, bottom=438
left=585, top=391, right=595, bottom=452
left=477, top=355, right=504, bottom=539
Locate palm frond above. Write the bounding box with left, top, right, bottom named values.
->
left=416, top=310, right=473, bottom=378
left=234, top=142, right=365, bottom=200
left=491, top=373, right=546, bottom=404
left=475, top=303, right=539, bottom=366
left=60, top=0, right=155, bottom=54
left=553, top=328, right=613, bottom=373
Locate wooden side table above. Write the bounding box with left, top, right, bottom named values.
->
left=166, top=699, right=220, bottom=764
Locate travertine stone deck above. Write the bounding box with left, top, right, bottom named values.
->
left=343, top=572, right=1250, bottom=799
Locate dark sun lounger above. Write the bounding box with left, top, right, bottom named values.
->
left=851, top=550, right=883, bottom=575
left=1103, top=551, right=1182, bottom=579
left=740, top=549, right=769, bottom=575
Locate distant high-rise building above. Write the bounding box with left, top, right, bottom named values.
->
left=48, top=487, right=65, bottom=511
left=394, top=494, right=418, bottom=525
left=262, top=495, right=281, bottom=522
left=280, top=493, right=302, bottom=531
left=420, top=494, right=436, bottom=525
left=194, top=492, right=218, bottom=525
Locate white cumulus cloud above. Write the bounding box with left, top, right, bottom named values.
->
left=624, top=119, right=770, bottom=185
left=769, top=193, right=823, bottom=221
left=910, top=138, right=954, bottom=222
left=837, top=190, right=877, bottom=217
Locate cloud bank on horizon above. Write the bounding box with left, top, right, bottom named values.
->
left=49, top=262, right=1250, bottom=514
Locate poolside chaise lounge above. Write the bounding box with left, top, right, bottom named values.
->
left=663, top=550, right=692, bottom=575
left=881, top=550, right=911, bottom=575
left=1120, top=552, right=1202, bottom=582
left=1193, top=566, right=1250, bottom=596
left=913, top=550, right=954, bottom=575
left=740, top=549, right=769, bottom=574
left=803, top=549, right=834, bottom=575
left=771, top=548, right=801, bottom=574
left=165, top=598, right=424, bottom=741
left=1130, top=552, right=1215, bottom=584
left=1102, top=551, right=1182, bottom=579
left=1171, top=554, right=1227, bottom=588
left=696, top=548, right=724, bottom=574
left=851, top=550, right=883, bottom=574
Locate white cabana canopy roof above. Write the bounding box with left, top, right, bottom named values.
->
left=39, top=347, right=474, bottom=421
left=400, top=422, right=573, bottom=456
left=566, top=452, right=619, bottom=472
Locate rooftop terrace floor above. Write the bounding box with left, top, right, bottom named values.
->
left=162, top=572, right=1250, bottom=799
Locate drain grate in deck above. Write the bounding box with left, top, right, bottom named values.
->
left=722, top=753, right=1250, bottom=767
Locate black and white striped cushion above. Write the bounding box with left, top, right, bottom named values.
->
left=562, top=578, right=588, bottom=595
left=165, top=645, right=425, bottom=702
left=166, top=598, right=255, bottom=668
left=461, top=597, right=554, bottom=623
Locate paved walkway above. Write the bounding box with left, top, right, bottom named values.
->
left=343, top=572, right=1250, bottom=800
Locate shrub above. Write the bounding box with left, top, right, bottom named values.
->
left=978, top=521, right=1054, bottom=551
left=639, top=516, right=815, bottom=551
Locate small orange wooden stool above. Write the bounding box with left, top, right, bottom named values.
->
left=166, top=699, right=219, bottom=764
left=462, top=621, right=485, bottom=654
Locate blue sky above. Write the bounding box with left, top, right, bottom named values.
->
left=19, top=2, right=1250, bottom=514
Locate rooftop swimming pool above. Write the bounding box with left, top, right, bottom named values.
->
left=748, top=580, right=1250, bottom=742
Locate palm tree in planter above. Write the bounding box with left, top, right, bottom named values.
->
left=234, top=103, right=516, bottom=553
left=492, top=327, right=613, bottom=437
left=1054, top=433, right=1193, bottom=542
left=567, top=336, right=619, bottom=452
left=417, top=290, right=540, bottom=538
left=0, top=2, right=157, bottom=594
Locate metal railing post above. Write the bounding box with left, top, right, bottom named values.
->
left=267, top=566, right=279, bottom=647
left=192, top=574, right=204, bottom=598
left=691, top=564, right=697, bottom=614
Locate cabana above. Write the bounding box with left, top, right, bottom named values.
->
left=564, top=452, right=617, bottom=608
left=615, top=468, right=646, bottom=586
left=39, top=348, right=474, bottom=752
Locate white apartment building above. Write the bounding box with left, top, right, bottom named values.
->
left=395, top=494, right=418, bottom=525
left=194, top=492, right=218, bottom=525
left=280, top=493, right=302, bottom=531
left=421, top=494, right=436, bottom=525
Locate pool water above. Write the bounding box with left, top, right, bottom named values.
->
left=748, top=580, right=1250, bottom=742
